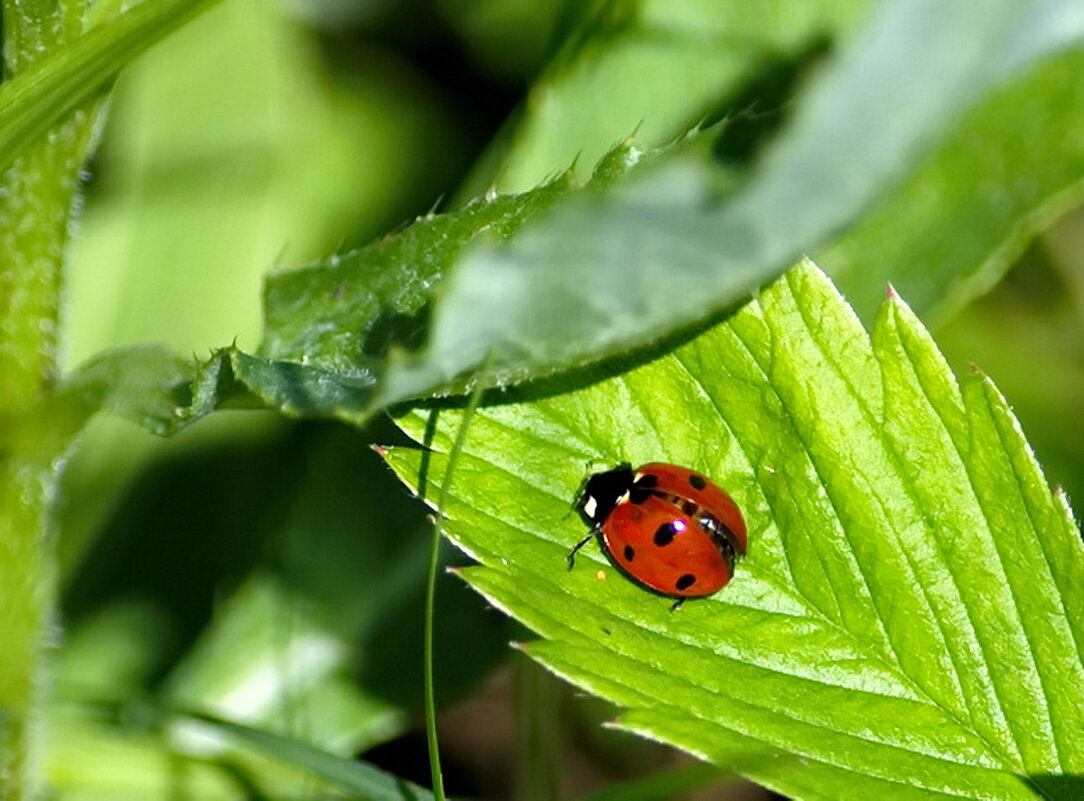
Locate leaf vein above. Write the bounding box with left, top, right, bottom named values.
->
left=786, top=273, right=1022, bottom=765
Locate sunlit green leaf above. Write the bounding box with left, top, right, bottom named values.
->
left=384, top=263, right=1084, bottom=800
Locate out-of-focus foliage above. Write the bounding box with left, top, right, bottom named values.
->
left=63, top=0, right=1084, bottom=440
left=938, top=209, right=1084, bottom=505
left=50, top=0, right=511, bottom=795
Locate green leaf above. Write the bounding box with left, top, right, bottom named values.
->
left=375, top=0, right=1084, bottom=408
left=471, top=0, right=869, bottom=195
left=57, top=146, right=626, bottom=433
left=260, top=166, right=579, bottom=375
left=822, top=47, right=1084, bottom=325
left=60, top=345, right=376, bottom=435
left=66, top=1, right=1084, bottom=437
left=383, top=262, right=1084, bottom=800
left=0, top=0, right=226, bottom=178
left=181, top=712, right=435, bottom=801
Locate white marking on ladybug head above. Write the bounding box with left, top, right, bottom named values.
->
left=582, top=495, right=598, bottom=518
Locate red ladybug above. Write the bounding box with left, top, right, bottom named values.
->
left=570, top=463, right=747, bottom=608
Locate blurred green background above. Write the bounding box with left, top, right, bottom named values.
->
left=50, top=0, right=1084, bottom=798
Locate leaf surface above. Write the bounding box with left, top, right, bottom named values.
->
left=374, top=0, right=1084, bottom=407
left=182, top=713, right=435, bottom=801
left=64, top=1, right=1084, bottom=442
left=385, top=263, right=1084, bottom=800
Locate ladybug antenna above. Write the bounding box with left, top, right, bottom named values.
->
left=584, top=456, right=611, bottom=471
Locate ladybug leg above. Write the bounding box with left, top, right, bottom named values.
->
left=669, top=598, right=686, bottom=612
left=567, top=531, right=595, bottom=570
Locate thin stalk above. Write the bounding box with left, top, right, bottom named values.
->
left=424, top=374, right=489, bottom=801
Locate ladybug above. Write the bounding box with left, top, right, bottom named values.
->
left=570, top=463, right=747, bottom=609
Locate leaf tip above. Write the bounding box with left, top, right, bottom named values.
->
left=1053, top=485, right=1078, bottom=524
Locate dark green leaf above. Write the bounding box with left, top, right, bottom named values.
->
left=59, top=145, right=640, bottom=433
left=374, top=0, right=1084, bottom=408
left=67, top=1, right=1084, bottom=440
left=466, top=0, right=869, bottom=196
left=260, top=168, right=578, bottom=374
left=61, top=346, right=376, bottom=435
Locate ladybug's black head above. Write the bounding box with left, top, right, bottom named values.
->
left=576, top=463, right=636, bottom=527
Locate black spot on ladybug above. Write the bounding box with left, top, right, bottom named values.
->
left=682, top=500, right=698, bottom=517
left=629, top=487, right=652, bottom=505
left=623, top=545, right=635, bottom=562
left=689, top=474, right=706, bottom=490
left=676, top=574, right=696, bottom=591
left=654, top=523, right=678, bottom=546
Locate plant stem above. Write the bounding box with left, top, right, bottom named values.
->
left=0, top=133, right=91, bottom=801
left=423, top=496, right=448, bottom=801
left=425, top=375, right=489, bottom=801
left=0, top=3, right=94, bottom=796
left=0, top=0, right=235, bottom=795
left=0, top=453, right=58, bottom=801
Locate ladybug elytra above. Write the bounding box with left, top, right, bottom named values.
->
left=570, top=462, right=747, bottom=608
